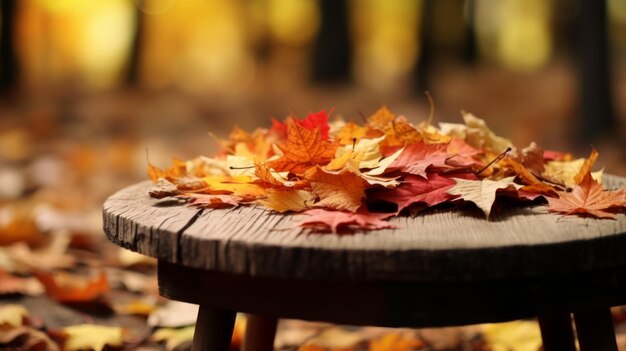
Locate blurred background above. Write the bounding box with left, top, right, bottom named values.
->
left=2, top=1, right=626, bottom=349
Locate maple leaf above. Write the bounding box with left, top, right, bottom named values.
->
left=271, top=110, right=331, bottom=140
left=543, top=149, right=602, bottom=188
left=573, top=148, right=599, bottom=185
left=546, top=172, right=626, bottom=219
left=298, top=209, right=396, bottom=233
left=305, top=167, right=366, bottom=212
left=260, top=189, right=315, bottom=213
left=62, top=325, right=123, bottom=351
left=445, top=138, right=483, bottom=168
left=368, top=105, right=396, bottom=129
left=389, top=142, right=450, bottom=178
left=370, top=174, right=470, bottom=214
left=267, top=119, right=336, bottom=174
left=498, top=158, right=557, bottom=195
left=447, top=176, right=522, bottom=218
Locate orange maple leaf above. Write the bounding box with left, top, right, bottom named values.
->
left=573, top=148, right=599, bottom=185
left=305, top=167, right=366, bottom=212
left=547, top=172, right=626, bottom=219
left=267, top=118, right=336, bottom=174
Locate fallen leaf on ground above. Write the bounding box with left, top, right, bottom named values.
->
left=62, top=324, right=123, bottom=351
left=152, top=326, right=195, bottom=351
left=481, top=321, right=542, bottom=351
left=0, top=269, right=44, bottom=296
left=547, top=172, right=626, bottom=219
left=0, top=304, right=29, bottom=328
left=0, top=326, right=60, bottom=351
left=148, top=301, right=198, bottom=328
left=36, top=271, right=109, bottom=303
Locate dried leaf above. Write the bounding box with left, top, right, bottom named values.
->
left=482, top=321, right=542, bottom=351
left=260, top=189, right=315, bottom=213
left=573, top=148, right=599, bottom=185
left=440, top=112, right=513, bottom=153
left=547, top=172, right=626, bottom=219
left=298, top=209, right=395, bottom=233
left=0, top=326, right=60, bottom=351
left=370, top=174, right=467, bottom=214
left=370, top=332, right=424, bottom=351
left=62, top=324, right=123, bottom=351
left=0, top=269, right=44, bottom=296
left=36, top=271, right=109, bottom=303
left=389, top=142, right=450, bottom=178
left=306, top=167, right=366, bottom=212
left=0, top=304, right=29, bottom=328
left=447, top=176, right=522, bottom=218
left=334, top=136, right=385, bottom=170
left=268, top=119, right=337, bottom=174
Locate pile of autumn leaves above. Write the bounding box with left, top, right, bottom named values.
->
left=148, top=107, right=626, bottom=232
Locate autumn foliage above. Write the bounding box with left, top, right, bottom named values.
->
left=148, top=107, right=626, bottom=232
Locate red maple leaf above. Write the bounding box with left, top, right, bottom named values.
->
left=389, top=142, right=450, bottom=178
left=370, top=173, right=476, bottom=214
left=271, top=110, right=331, bottom=140
left=298, top=208, right=396, bottom=233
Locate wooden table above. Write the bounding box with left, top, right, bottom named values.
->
left=104, top=175, right=626, bottom=351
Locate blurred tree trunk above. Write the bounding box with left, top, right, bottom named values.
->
left=312, top=0, right=351, bottom=83
left=415, top=0, right=434, bottom=93
left=126, top=5, right=145, bottom=85
left=578, top=0, right=615, bottom=143
left=462, top=0, right=477, bottom=64
left=0, top=0, right=18, bottom=91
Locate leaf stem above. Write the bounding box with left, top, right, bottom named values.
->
left=475, top=147, right=512, bottom=176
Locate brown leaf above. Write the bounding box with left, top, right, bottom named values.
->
left=547, top=172, right=626, bottom=219
left=260, top=189, right=315, bottom=213
left=185, top=193, right=241, bottom=209
left=305, top=167, right=366, bottom=212
left=0, top=327, right=60, bottom=351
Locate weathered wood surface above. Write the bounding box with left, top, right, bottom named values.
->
left=104, top=175, right=626, bottom=282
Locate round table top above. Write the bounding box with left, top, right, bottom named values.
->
left=103, top=175, right=626, bottom=282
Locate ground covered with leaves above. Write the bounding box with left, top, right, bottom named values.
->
left=2, top=92, right=626, bottom=351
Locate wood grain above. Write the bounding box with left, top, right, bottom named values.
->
left=104, top=175, right=626, bottom=282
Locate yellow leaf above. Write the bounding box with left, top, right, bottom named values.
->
left=335, top=136, right=385, bottom=169
left=368, top=105, right=396, bottom=129
left=113, top=299, right=157, bottom=316
left=260, top=189, right=315, bottom=213
left=305, top=167, right=366, bottom=212
left=335, top=122, right=371, bottom=145
left=63, top=325, right=123, bottom=351
left=382, top=117, right=422, bottom=147
left=226, top=155, right=255, bottom=176
left=482, top=321, right=542, bottom=351
left=202, top=175, right=265, bottom=198
left=439, top=112, right=513, bottom=153
left=0, top=304, right=29, bottom=328
left=152, top=326, right=195, bottom=351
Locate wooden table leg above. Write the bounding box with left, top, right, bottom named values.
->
left=192, top=305, right=236, bottom=351
left=242, top=314, right=278, bottom=351
left=538, top=313, right=576, bottom=351
left=574, top=308, right=618, bottom=351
